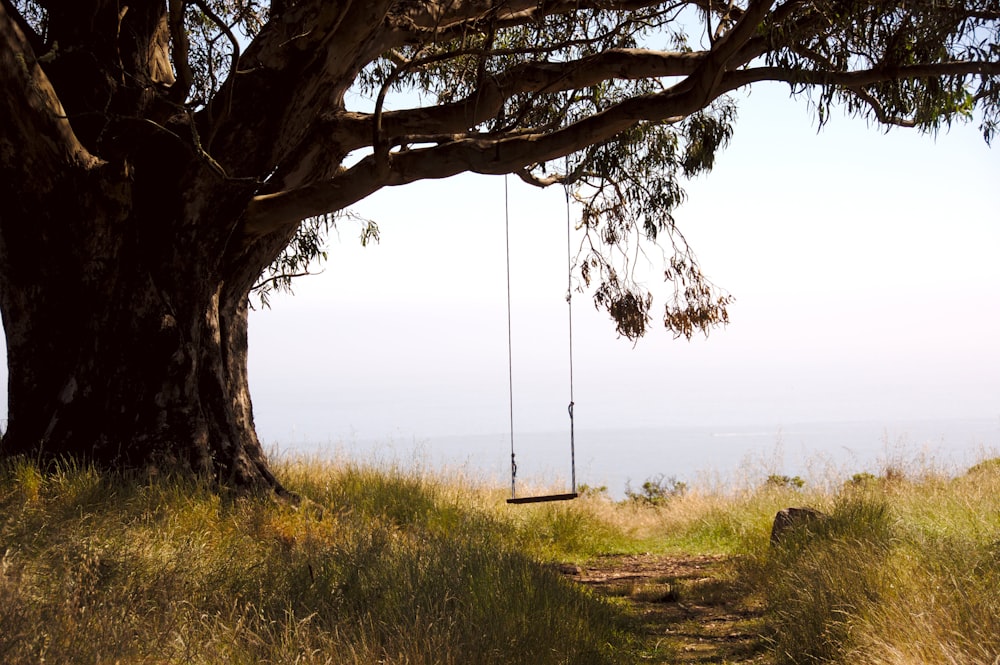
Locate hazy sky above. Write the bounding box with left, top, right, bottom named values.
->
left=247, top=83, right=999, bottom=449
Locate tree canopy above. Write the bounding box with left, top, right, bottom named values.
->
left=6, top=0, right=997, bottom=338
left=0, top=0, right=997, bottom=485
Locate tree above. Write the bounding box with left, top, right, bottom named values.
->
left=1, top=0, right=996, bottom=492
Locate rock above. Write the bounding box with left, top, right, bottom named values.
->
left=770, top=507, right=829, bottom=545
left=549, top=562, right=583, bottom=576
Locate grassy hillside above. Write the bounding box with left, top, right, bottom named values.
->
left=1, top=453, right=998, bottom=664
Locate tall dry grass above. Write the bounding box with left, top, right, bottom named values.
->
left=529, top=449, right=1000, bottom=665
left=0, top=457, right=631, bottom=664
left=734, top=458, right=1000, bottom=665
left=2, top=448, right=998, bottom=664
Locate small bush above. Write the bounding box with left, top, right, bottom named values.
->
left=765, top=474, right=805, bottom=489
left=577, top=483, right=609, bottom=498
left=624, top=474, right=688, bottom=506
left=846, top=472, right=879, bottom=487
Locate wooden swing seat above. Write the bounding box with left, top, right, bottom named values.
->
left=506, top=492, right=579, bottom=505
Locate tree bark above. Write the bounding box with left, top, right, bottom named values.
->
left=0, top=1, right=299, bottom=491
left=0, top=163, right=286, bottom=491
left=0, top=279, right=279, bottom=491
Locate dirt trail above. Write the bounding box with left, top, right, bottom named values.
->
left=567, top=554, right=770, bottom=664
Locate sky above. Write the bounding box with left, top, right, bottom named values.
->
left=0, top=82, right=996, bottom=476
left=246, top=82, right=999, bottom=453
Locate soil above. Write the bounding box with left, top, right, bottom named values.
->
left=565, top=554, right=771, bottom=664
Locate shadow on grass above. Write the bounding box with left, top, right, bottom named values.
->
left=569, top=553, right=770, bottom=664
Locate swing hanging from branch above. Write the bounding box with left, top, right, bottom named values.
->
left=504, top=175, right=579, bottom=505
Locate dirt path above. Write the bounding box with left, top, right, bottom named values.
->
left=567, top=554, right=770, bottom=664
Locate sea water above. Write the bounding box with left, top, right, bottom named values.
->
left=280, top=416, right=1000, bottom=499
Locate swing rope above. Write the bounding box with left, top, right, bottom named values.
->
left=504, top=174, right=578, bottom=504
left=565, top=183, right=576, bottom=496
left=504, top=175, right=518, bottom=501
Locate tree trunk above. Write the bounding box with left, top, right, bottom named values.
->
left=0, top=158, right=289, bottom=493
left=1, top=282, right=279, bottom=491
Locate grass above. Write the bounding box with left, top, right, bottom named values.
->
left=0, top=458, right=628, bottom=664
left=737, top=462, right=1000, bottom=665
left=1, top=450, right=999, bottom=664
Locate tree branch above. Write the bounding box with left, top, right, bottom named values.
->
left=679, top=0, right=776, bottom=106
left=516, top=169, right=566, bottom=188
left=232, top=0, right=1000, bottom=245
left=247, top=42, right=999, bottom=240
left=166, top=0, right=193, bottom=103
left=203, top=0, right=397, bottom=184
left=0, top=0, right=44, bottom=52
left=190, top=0, right=241, bottom=135
left=722, top=61, right=1000, bottom=93
left=847, top=85, right=918, bottom=127
left=0, top=3, right=101, bottom=170
left=391, top=0, right=673, bottom=41
left=332, top=47, right=708, bottom=153
left=244, top=83, right=703, bottom=237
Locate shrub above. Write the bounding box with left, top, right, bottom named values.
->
left=846, top=472, right=879, bottom=487
left=624, top=474, right=688, bottom=506
left=765, top=474, right=805, bottom=489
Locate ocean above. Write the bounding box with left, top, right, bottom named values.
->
left=276, top=416, right=1000, bottom=500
